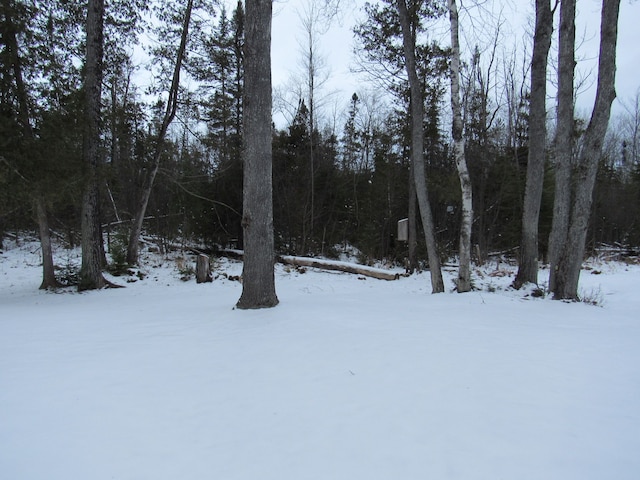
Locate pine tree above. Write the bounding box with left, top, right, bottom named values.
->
left=78, top=0, right=107, bottom=290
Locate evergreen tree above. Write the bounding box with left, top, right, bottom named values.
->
left=0, top=0, right=85, bottom=288
left=191, top=1, right=245, bottom=247
left=78, top=0, right=107, bottom=290
left=273, top=100, right=313, bottom=254
left=355, top=0, right=448, bottom=284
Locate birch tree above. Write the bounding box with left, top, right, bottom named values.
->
left=446, top=0, right=473, bottom=292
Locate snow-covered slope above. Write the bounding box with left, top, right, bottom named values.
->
left=1, top=241, right=639, bottom=479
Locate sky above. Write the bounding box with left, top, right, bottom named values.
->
left=263, top=0, right=640, bottom=127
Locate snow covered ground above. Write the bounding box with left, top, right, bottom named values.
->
left=1, top=239, right=639, bottom=480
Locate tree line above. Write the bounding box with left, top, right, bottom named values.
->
left=1, top=0, right=638, bottom=305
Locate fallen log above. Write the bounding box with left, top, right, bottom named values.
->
left=218, top=249, right=402, bottom=281
left=278, top=255, right=400, bottom=281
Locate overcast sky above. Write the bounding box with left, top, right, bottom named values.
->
left=260, top=0, right=640, bottom=127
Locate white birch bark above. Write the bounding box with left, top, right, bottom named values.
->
left=447, top=0, right=473, bottom=292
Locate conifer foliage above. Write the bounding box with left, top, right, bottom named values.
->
left=0, top=0, right=631, bottom=296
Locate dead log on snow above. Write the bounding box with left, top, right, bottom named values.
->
left=216, top=249, right=402, bottom=281
left=278, top=255, right=400, bottom=281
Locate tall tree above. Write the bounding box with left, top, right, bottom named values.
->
left=339, top=93, right=363, bottom=239
left=355, top=0, right=447, bottom=278
left=236, top=0, right=278, bottom=309
left=547, top=0, right=575, bottom=292
left=78, top=0, right=107, bottom=291
left=446, top=0, right=472, bottom=292
left=396, top=0, right=444, bottom=293
left=513, top=0, right=554, bottom=288
left=126, top=0, right=193, bottom=265
left=287, top=0, right=337, bottom=251
left=550, top=0, right=621, bottom=300
left=299, top=1, right=320, bottom=246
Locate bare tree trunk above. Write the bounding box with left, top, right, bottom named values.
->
left=396, top=0, right=444, bottom=293
left=513, top=0, right=553, bottom=289
left=552, top=0, right=620, bottom=300
left=297, top=2, right=333, bottom=250
left=447, top=0, right=473, bottom=292
left=35, top=196, right=59, bottom=290
left=236, top=0, right=279, bottom=309
left=547, top=0, right=575, bottom=292
left=308, top=27, right=316, bottom=247
left=79, top=0, right=106, bottom=291
left=126, top=0, right=193, bottom=265
left=407, top=161, right=417, bottom=274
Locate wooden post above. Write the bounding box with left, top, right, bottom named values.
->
left=196, top=254, right=212, bottom=283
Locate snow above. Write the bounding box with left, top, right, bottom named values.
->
left=1, top=240, right=640, bottom=479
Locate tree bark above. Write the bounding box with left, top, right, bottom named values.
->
left=236, top=0, right=279, bottom=309
left=126, top=0, right=193, bottom=265
left=36, top=196, right=59, bottom=290
left=407, top=161, right=417, bottom=274
left=447, top=0, right=473, bottom=293
left=79, top=0, right=107, bottom=291
left=547, top=0, right=575, bottom=292
left=552, top=0, right=620, bottom=300
left=513, top=0, right=553, bottom=289
left=396, top=0, right=444, bottom=293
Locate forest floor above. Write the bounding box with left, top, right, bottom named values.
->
left=1, top=238, right=639, bottom=479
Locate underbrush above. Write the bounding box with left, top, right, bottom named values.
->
left=1, top=233, right=636, bottom=307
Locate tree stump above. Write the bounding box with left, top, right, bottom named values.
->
left=196, top=254, right=212, bottom=283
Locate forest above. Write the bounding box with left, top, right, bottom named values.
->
left=4, top=2, right=640, bottom=475
left=1, top=0, right=639, bottom=301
